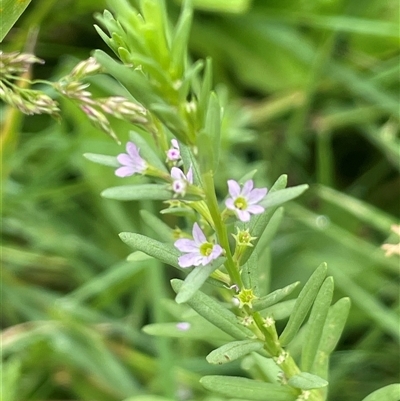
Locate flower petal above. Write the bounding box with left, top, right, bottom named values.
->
left=247, top=204, right=265, bottom=215
left=178, top=253, right=200, bottom=268
left=126, top=142, right=140, bottom=158
left=225, top=198, right=235, bottom=210
left=237, top=209, right=251, bottom=222
left=210, top=244, right=223, bottom=259
left=117, top=153, right=133, bottom=166
left=192, top=223, right=207, bottom=244
left=174, top=238, right=198, bottom=252
left=227, top=180, right=241, bottom=197
left=186, top=166, right=193, bottom=184
left=115, top=166, right=134, bottom=177
left=171, top=167, right=185, bottom=180
left=248, top=188, right=268, bottom=204
left=241, top=180, right=254, bottom=196
left=171, top=139, right=179, bottom=149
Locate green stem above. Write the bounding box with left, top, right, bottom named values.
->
left=202, top=171, right=242, bottom=287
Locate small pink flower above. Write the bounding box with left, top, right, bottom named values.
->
left=174, top=223, right=223, bottom=268
left=225, top=180, right=268, bottom=222
left=171, top=166, right=193, bottom=196
left=166, top=139, right=181, bottom=162
left=115, top=142, right=147, bottom=177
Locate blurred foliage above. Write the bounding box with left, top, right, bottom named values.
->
left=1, top=0, right=399, bottom=400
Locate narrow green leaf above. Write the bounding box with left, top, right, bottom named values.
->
left=175, top=257, right=226, bottom=303
left=318, top=297, right=351, bottom=355
left=256, top=206, right=284, bottom=250
left=301, top=277, right=334, bottom=372
left=170, top=0, right=193, bottom=78
left=262, top=299, right=296, bottom=321
left=197, top=131, right=214, bottom=173
left=270, top=174, right=288, bottom=191
left=140, top=0, right=169, bottom=67
left=287, top=372, right=328, bottom=390
left=1, top=0, right=33, bottom=42
left=200, top=376, right=297, bottom=401
left=311, top=297, right=351, bottom=379
left=241, top=250, right=260, bottom=296
left=94, top=50, right=162, bottom=106
left=102, top=184, right=172, bottom=201
left=253, top=282, right=300, bottom=312
left=139, top=210, right=172, bottom=241
left=240, top=174, right=288, bottom=265
left=120, top=232, right=180, bottom=269
left=83, top=153, right=119, bottom=167
left=361, top=384, right=400, bottom=401
left=204, top=92, right=221, bottom=172
left=198, top=58, right=213, bottom=124
left=171, top=279, right=253, bottom=340
left=143, top=323, right=203, bottom=339
left=317, top=185, right=393, bottom=234
left=179, top=142, right=203, bottom=186
left=333, top=268, right=400, bottom=340
left=68, top=260, right=146, bottom=302
left=206, top=339, right=264, bottom=365
left=189, top=0, right=251, bottom=13
left=279, top=263, right=327, bottom=346
left=149, top=103, right=189, bottom=141
left=260, top=184, right=309, bottom=209
left=143, top=321, right=230, bottom=343
left=129, top=131, right=168, bottom=172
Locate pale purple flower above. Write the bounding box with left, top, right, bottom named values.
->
left=225, top=179, right=268, bottom=222
left=166, top=139, right=181, bottom=162
left=115, top=142, right=147, bottom=177
left=170, top=166, right=193, bottom=196
left=174, top=223, right=223, bottom=268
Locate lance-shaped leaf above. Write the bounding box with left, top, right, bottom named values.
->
left=83, top=153, right=119, bottom=167
left=253, top=281, right=300, bottom=312
left=301, top=277, right=334, bottom=372
left=120, top=232, right=180, bottom=269
left=256, top=206, right=284, bottom=250
left=287, top=372, right=328, bottom=390
left=179, top=142, right=202, bottom=186
left=197, top=132, right=214, bottom=174
left=175, top=257, right=226, bottom=304
left=139, top=210, right=172, bottom=241
left=200, top=376, right=297, bottom=401
left=259, top=184, right=309, bottom=209
left=262, top=299, right=296, bottom=321
left=140, top=0, right=169, bottom=67
left=206, top=339, right=264, bottom=365
left=204, top=92, right=221, bottom=172
left=171, top=279, right=253, bottom=340
left=279, top=263, right=327, bottom=346
left=149, top=103, right=189, bottom=141
left=102, top=184, right=172, bottom=201
left=170, top=0, right=193, bottom=79
left=241, top=250, right=260, bottom=296
left=361, top=384, right=400, bottom=401
left=239, top=174, right=288, bottom=265
left=94, top=50, right=162, bottom=106
left=198, top=58, right=213, bottom=124
left=311, top=297, right=351, bottom=379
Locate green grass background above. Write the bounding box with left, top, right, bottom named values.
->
left=1, top=0, right=399, bottom=400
